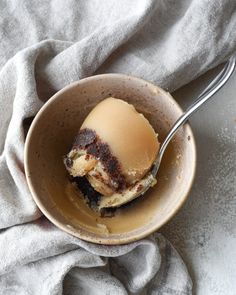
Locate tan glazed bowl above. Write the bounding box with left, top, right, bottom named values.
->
left=25, top=74, right=196, bottom=245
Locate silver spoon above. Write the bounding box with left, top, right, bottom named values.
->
left=143, top=56, right=236, bottom=196
left=99, top=56, right=236, bottom=209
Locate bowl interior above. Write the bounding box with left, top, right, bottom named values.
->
left=25, top=74, right=196, bottom=244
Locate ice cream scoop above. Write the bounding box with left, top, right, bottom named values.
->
left=64, top=97, right=160, bottom=209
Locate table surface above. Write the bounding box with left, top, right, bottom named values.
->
left=161, top=64, right=236, bottom=294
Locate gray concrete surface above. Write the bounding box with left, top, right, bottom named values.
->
left=161, top=64, right=236, bottom=294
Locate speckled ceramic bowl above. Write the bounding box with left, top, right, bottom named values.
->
left=24, top=74, right=196, bottom=245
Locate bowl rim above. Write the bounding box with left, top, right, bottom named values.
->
left=24, top=73, right=197, bottom=245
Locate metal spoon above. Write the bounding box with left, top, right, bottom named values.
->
left=142, top=56, right=236, bottom=197
left=99, top=56, right=236, bottom=209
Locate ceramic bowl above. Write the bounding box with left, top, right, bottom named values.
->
left=25, top=74, right=196, bottom=244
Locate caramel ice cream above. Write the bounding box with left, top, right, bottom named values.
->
left=64, top=97, right=159, bottom=209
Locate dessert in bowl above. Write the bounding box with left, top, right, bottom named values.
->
left=25, top=74, right=196, bottom=244
left=64, top=97, right=160, bottom=211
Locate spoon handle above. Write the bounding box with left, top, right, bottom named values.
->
left=153, top=56, right=236, bottom=176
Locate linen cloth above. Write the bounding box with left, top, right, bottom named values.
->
left=0, top=0, right=236, bottom=294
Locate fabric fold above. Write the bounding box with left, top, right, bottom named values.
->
left=1, top=0, right=236, bottom=293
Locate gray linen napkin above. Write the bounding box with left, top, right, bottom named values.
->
left=0, top=0, right=236, bottom=294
